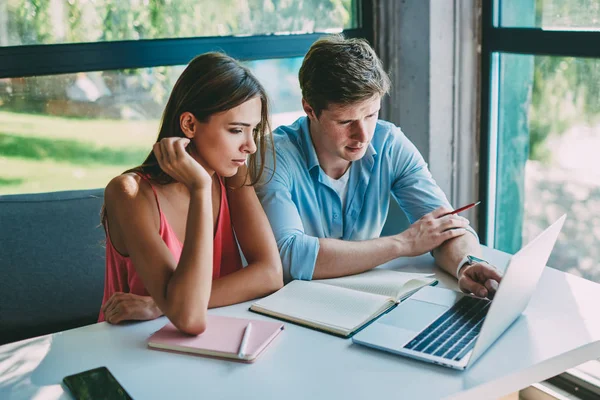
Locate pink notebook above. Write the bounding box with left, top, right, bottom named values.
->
left=147, top=315, right=284, bottom=363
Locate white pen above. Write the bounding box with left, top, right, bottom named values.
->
left=237, top=322, right=252, bottom=359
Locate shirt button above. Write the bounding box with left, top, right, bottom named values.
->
left=333, top=213, right=339, bottom=219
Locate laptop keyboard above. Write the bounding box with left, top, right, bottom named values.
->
left=403, top=296, right=491, bottom=361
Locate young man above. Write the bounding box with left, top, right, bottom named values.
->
left=256, top=35, right=501, bottom=298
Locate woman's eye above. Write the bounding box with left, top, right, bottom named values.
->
left=230, top=129, right=243, bottom=134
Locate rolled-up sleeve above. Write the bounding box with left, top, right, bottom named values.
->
left=256, top=156, right=320, bottom=282
left=389, top=127, right=479, bottom=241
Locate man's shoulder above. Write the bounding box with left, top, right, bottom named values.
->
left=374, top=119, right=406, bottom=137
left=372, top=120, right=409, bottom=148
left=272, top=118, right=307, bottom=158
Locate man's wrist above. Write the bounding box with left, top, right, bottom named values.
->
left=456, top=255, right=488, bottom=279
left=391, top=234, right=409, bottom=258
left=456, top=255, right=470, bottom=279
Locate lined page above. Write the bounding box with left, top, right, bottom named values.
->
left=314, top=269, right=436, bottom=300
left=252, top=280, right=393, bottom=333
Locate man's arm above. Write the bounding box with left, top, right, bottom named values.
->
left=432, top=231, right=482, bottom=277
left=258, top=161, right=471, bottom=282
left=313, top=209, right=469, bottom=279
left=255, top=156, right=321, bottom=282
left=385, top=126, right=502, bottom=296
left=433, top=234, right=502, bottom=298
left=313, top=236, right=404, bottom=279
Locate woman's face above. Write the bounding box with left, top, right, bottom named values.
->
left=188, top=96, right=261, bottom=177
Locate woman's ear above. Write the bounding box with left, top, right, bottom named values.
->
left=180, top=112, right=196, bottom=138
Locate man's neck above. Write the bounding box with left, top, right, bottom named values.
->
left=322, top=162, right=351, bottom=180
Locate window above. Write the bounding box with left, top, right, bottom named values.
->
left=481, top=0, right=600, bottom=392
left=1, top=0, right=357, bottom=46
left=0, top=58, right=304, bottom=194
left=491, top=54, right=600, bottom=283
left=498, top=0, right=600, bottom=30
left=0, top=1, right=368, bottom=194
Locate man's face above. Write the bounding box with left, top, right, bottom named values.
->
left=304, top=95, right=381, bottom=177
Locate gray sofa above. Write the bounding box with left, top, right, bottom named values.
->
left=0, top=189, right=106, bottom=345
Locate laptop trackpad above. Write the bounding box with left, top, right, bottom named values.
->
left=378, top=299, right=448, bottom=332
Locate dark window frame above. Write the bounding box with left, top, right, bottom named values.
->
left=480, top=0, right=600, bottom=395
left=479, top=0, right=600, bottom=241
left=0, top=1, right=373, bottom=78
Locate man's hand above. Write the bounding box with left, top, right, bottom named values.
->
left=397, top=206, right=471, bottom=257
left=458, top=263, right=503, bottom=299
left=102, top=292, right=163, bottom=324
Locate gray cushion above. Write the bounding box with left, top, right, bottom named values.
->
left=0, top=189, right=106, bottom=345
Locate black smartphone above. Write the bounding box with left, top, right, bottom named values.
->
left=63, top=366, right=133, bottom=400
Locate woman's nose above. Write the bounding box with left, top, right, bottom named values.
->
left=243, top=133, right=257, bottom=154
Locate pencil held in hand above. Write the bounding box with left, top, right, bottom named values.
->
left=445, top=201, right=481, bottom=217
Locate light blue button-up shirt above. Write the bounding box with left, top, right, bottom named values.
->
left=256, top=117, right=470, bottom=282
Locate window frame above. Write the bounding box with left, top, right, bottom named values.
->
left=480, top=0, right=600, bottom=395
left=0, top=1, right=373, bottom=78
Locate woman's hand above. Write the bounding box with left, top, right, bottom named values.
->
left=153, top=137, right=212, bottom=191
left=102, top=292, right=163, bottom=324
left=396, top=206, right=471, bottom=257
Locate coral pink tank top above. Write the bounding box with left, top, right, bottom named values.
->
left=98, top=174, right=243, bottom=322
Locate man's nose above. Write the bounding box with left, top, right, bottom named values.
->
left=352, top=120, right=369, bottom=142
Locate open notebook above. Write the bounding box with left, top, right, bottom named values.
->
left=147, top=315, right=284, bottom=363
left=250, top=269, right=437, bottom=338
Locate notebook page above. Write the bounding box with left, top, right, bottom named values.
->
left=252, top=280, right=393, bottom=332
left=314, top=269, right=436, bottom=300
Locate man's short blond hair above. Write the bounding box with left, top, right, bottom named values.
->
left=299, top=34, right=390, bottom=116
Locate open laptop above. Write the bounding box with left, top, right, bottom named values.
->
left=352, top=215, right=566, bottom=370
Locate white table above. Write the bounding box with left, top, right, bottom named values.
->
left=2, top=247, right=600, bottom=400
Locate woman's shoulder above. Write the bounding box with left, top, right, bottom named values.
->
left=104, top=172, right=155, bottom=209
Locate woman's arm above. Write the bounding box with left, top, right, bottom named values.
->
left=207, top=167, right=283, bottom=307
left=105, top=138, right=214, bottom=335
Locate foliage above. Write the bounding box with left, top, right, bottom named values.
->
left=529, top=57, right=600, bottom=161
left=6, top=0, right=352, bottom=44
left=528, top=0, right=600, bottom=161
left=4, top=0, right=353, bottom=115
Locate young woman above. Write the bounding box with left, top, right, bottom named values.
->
left=98, top=52, right=283, bottom=335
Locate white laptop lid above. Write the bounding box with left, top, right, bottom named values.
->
left=467, top=214, right=566, bottom=367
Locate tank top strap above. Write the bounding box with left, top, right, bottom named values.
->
left=133, top=172, right=163, bottom=215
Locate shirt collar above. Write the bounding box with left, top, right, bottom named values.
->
left=298, top=117, right=321, bottom=172
left=297, top=116, right=378, bottom=172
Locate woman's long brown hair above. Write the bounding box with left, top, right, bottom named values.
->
left=101, top=52, right=274, bottom=227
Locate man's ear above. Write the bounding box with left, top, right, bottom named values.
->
left=180, top=112, right=196, bottom=138
left=302, top=98, right=317, bottom=121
